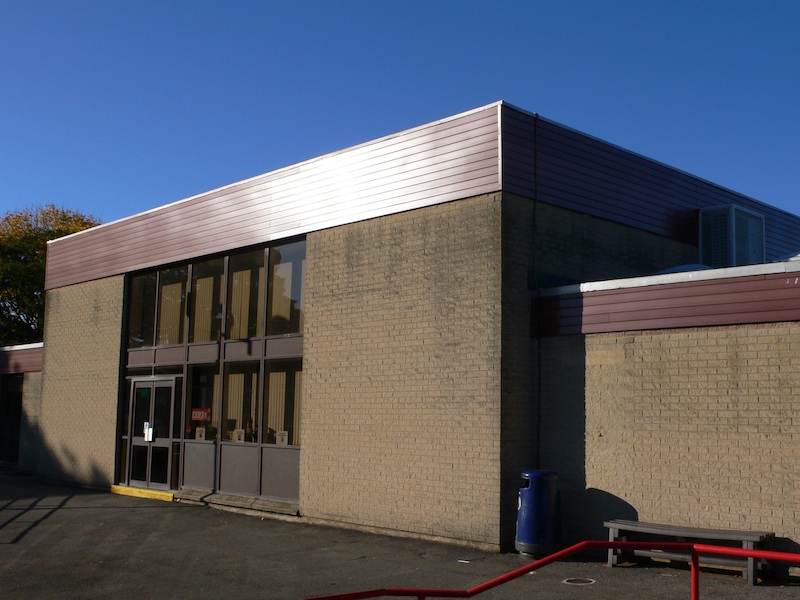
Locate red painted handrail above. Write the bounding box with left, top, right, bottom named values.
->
left=301, top=540, right=800, bottom=600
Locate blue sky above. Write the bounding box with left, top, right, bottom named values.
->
left=2, top=1, right=799, bottom=224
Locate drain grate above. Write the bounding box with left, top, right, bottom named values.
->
left=562, top=578, right=596, bottom=585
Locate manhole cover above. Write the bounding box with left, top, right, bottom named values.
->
left=562, top=578, right=596, bottom=585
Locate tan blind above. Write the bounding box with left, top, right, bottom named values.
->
left=157, top=282, right=183, bottom=345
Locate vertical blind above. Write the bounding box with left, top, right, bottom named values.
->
left=267, top=371, right=286, bottom=441
left=158, top=282, right=183, bottom=345
left=192, top=276, right=215, bottom=343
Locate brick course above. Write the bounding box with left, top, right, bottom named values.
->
left=531, top=200, right=696, bottom=283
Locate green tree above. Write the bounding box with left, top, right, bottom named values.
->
left=0, top=205, right=101, bottom=345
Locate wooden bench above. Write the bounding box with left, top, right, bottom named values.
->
left=604, top=519, right=774, bottom=586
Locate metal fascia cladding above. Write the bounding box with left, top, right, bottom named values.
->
left=46, top=102, right=504, bottom=290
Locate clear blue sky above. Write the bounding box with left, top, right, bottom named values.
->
left=2, top=1, right=799, bottom=224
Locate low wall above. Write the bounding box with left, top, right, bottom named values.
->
left=584, top=323, right=800, bottom=549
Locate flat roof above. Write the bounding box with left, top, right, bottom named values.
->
left=540, top=260, right=800, bottom=297
left=0, top=341, right=43, bottom=352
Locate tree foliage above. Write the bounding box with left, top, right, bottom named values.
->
left=0, top=205, right=101, bottom=345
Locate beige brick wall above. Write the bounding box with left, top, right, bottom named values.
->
left=499, top=195, right=537, bottom=546
left=302, top=194, right=503, bottom=547
left=537, top=334, right=592, bottom=541
left=500, top=195, right=695, bottom=546
left=532, top=200, right=696, bottom=284
left=18, top=371, right=42, bottom=473
left=38, top=276, right=124, bottom=487
left=300, top=193, right=697, bottom=549
left=584, top=323, right=800, bottom=543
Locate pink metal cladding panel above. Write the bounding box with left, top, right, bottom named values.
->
left=302, top=540, right=800, bottom=600
left=45, top=105, right=502, bottom=291
left=580, top=272, right=800, bottom=332
left=45, top=102, right=800, bottom=292
left=502, top=105, right=800, bottom=255
left=0, top=345, right=43, bottom=374
left=539, top=269, right=800, bottom=336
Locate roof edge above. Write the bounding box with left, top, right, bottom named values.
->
left=539, top=260, right=800, bottom=297
left=49, top=101, right=507, bottom=247
left=0, top=341, right=44, bottom=352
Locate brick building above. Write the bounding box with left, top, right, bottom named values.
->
left=539, top=264, right=800, bottom=549
left=3, top=101, right=800, bottom=551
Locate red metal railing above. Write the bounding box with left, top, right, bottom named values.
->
left=302, top=540, right=800, bottom=600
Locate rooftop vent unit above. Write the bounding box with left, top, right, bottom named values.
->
left=699, top=205, right=764, bottom=268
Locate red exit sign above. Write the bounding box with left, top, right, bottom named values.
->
left=191, top=408, right=211, bottom=421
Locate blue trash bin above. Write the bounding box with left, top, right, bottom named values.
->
left=515, top=470, right=560, bottom=556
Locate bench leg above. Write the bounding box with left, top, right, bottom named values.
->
left=608, top=527, right=619, bottom=568
left=744, top=541, right=755, bottom=586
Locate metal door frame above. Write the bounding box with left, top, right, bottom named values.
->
left=128, top=377, right=177, bottom=490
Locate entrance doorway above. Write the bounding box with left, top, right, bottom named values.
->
left=128, top=379, right=181, bottom=490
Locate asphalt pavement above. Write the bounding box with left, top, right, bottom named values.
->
left=1, top=467, right=798, bottom=599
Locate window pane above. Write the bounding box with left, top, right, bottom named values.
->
left=267, top=241, right=305, bottom=335
left=153, top=386, right=172, bottom=439
left=154, top=365, right=183, bottom=376
left=262, top=359, right=302, bottom=445
left=190, top=258, right=224, bottom=343
left=186, top=364, right=219, bottom=440
left=222, top=361, right=260, bottom=442
left=128, top=272, right=156, bottom=348
left=734, top=209, right=764, bottom=266
left=133, top=386, right=151, bottom=438
left=226, top=250, right=265, bottom=339
left=131, top=446, right=148, bottom=481
left=157, top=267, right=187, bottom=346
left=150, top=446, right=169, bottom=484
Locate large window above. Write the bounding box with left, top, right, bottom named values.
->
left=189, top=258, right=224, bottom=343
left=227, top=250, right=265, bottom=339
left=263, top=359, right=302, bottom=445
left=222, top=361, right=260, bottom=442
left=267, top=241, right=305, bottom=336
left=127, top=241, right=304, bottom=348
left=128, top=273, right=156, bottom=348
left=186, top=364, right=219, bottom=440
left=125, top=242, right=304, bottom=447
left=157, top=266, right=187, bottom=346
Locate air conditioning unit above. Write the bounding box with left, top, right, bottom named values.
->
left=699, top=205, right=764, bottom=268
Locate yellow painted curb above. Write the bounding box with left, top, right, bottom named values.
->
left=110, top=484, right=174, bottom=503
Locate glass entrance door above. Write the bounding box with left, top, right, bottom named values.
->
left=129, top=380, right=179, bottom=490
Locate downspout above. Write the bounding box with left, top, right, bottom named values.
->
left=531, top=113, right=542, bottom=470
